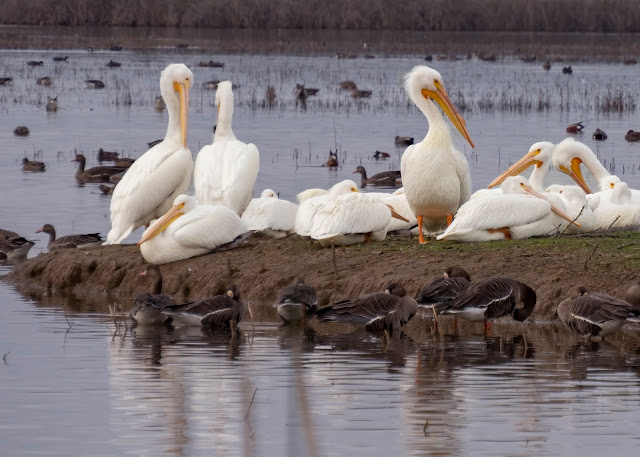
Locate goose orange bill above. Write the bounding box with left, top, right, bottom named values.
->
left=520, top=183, right=580, bottom=227
left=558, top=157, right=593, bottom=194
left=138, top=202, right=186, bottom=245
left=422, top=81, right=474, bottom=148
left=488, top=148, right=545, bottom=188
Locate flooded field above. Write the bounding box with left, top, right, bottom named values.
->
left=2, top=28, right=640, bottom=456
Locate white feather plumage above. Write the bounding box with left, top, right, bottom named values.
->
left=241, top=189, right=298, bottom=238
left=294, top=180, right=359, bottom=237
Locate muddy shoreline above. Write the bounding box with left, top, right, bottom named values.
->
left=3, top=234, right=639, bottom=326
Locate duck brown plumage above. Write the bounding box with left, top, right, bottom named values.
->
left=22, top=157, right=46, bottom=171
left=35, top=223, right=103, bottom=250
left=275, top=277, right=318, bottom=323
left=97, top=148, right=119, bottom=161
left=417, top=266, right=471, bottom=306
left=394, top=135, right=414, bottom=146
left=624, top=130, right=640, bottom=142
left=352, top=166, right=401, bottom=187
left=72, top=154, right=126, bottom=182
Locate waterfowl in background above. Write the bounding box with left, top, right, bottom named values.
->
left=46, top=97, right=58, bottom=112
left=114, top=157, right=135, bottom=168
left=0, top=77, right=13, bottom=85
left=194, top=80, right=260, bottom=216
left=566, top=121, right=584, bottom=134
left=13, top=126, right=29, bottom=136
left=350, top=89, right=372, bottom=99
left=401, top=65, right=475, bottom=242
left=138, top=195, right=249, bottom=265
left=130, top=265, right=175, bottom=325
left=197, top=60, right=224, bottom=68
left=294, top=84, right=319, bottom=98
left=557, top=286, right=640, bottom=339
left=99, top=184, right=114, bottom=195
left=417, top=266, right=471, bottom=306
left=35, top=224, right=103, bottom=250
left=104, top=64, right=194, bottom=244
left=52, top=56, right=68, bottom=62
left=592, top=128, right=607, bottom=140
left=625, top=130, right=640, bottom=142
left=542, top=61, right=551, bottom=70
left=562, top=66, right=573, bottom=74
left=435, top=278, right=536, bottom=333
left=154, top=96, right=165, bottom=112
left=27, top=61, right=43, bottom=66
left=72, top=154, right=126, bottom=182
left=97, top=148, right=119, bottom=162
left=373, top=150, right=391, bottom=159
left=353, top=166, right=401, bottom=187
left=0, top=236, right=35, bottom=260
left=106, top=60, right=121, bottom=68
left=85, top=79, right=105, bottom=89
left=275, top=277, right=318, bottom=324
left=325, top=151, right=339, bottom=167
left=36, top=76, right=52, bottom=86
left=339, top=81, right=357, bottom=90
left=316, top=283, right=418, bottom=334
left=395, top=135, right=414, bottom=146
left=22, top=157, right=45, bottom=171
left=240, top=189, right=298, bottom=238
left=161, top=285, right=246, bottom=329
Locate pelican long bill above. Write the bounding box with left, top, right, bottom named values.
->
left=488, top=149, right=543, bottom=188
left=521, top=183, right=580, bottom=227
left=422, top=82, right=475, bottom=149
left=559, top=157, right=593, bottom=194
left=138, top=202, right=186, bottom=245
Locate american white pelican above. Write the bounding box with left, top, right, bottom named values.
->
left=401, top=66, right=475, bottom=242
left=437, top=176, right=578, bottom=242
left=294, top=180, right=359, bottom=237
left=592, top=181, right=640, bottom=230
left=194, top=81, right=260, bottom=215
left=363, top=188, right=417, bottom=232
left=471, top=141, right=555, bottom=200
left=240, top=189, right=298, bottom=238
left=554, top=185, right=597, bottom=233
left=310, top=192, right=408, bottom=246
left=138, top=195, right=249, bottom=265
left=104, top=64, right=193, bottom=244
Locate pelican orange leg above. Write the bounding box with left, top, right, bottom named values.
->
left=418, top=215, right=426, bottom=244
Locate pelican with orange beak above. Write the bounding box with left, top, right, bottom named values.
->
left=138, top=195, right=249, bottom=265
left=400, top=66, right=475, bottom=243
left=437, top=176, right=580, bottom=242
left=104, top=64, right=194, bottom=244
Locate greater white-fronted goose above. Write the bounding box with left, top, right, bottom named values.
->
left=72, top=154, right=126, bottom=182
left=352, top=166, right=401, bottom=187
left=394, top=135, right=414, bottom=146
left=316, top=283, right=418, bottom=334
left=0, top=236, right=35, bottom=260
left=154, top=96, right=165, bottom=111
left=114, top=158, right=134, bottom=168
left=130, top=265, right=175, bottom=325
left=625, top=130, right=640, bottom=142
left=35, top=224, right=103, bottom=250
left=417, top=266, right=471, bottom=306
left=22, top=157, right=45, bottom=171
left=0, top=77, right=13, bottom=85
left=435, top=277, right=536, bottom=333
left=85, top=79, right=105, bottom=89
left=36, top=76, right=52, bottom=86
left=557, top=286, right=640, bottom=339
left=0, top=228, right=20, bottom=240
left=162, top=285, right=247, bottom=331
left=566, top=121, right=584, bottom=134
left=340, top=81, right=357, bottom=90
left=275, top=277, right=318, bottom=323
left=97, top=148, right=118, bottom=162
left=13, top=126, right=29, bottom=136
left=625, top=282, right=640, bottom=306
left=46, top=97, right=58, bottom=112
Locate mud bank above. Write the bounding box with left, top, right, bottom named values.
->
left=3, top=233, right=640, bottom=323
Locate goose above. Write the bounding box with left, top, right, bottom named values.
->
left=353, top=166, right=401, bottom=187
left=275, top=277, right=318, bottom=324
left=35, top=224, right=103, bottom=250
left=22, top=157, right=45, bottom=172
left=72, top=154, right=126, bottom=182
left=130, top=265, right=175, bottom=325
left=416, top=266, right=471, bottom=306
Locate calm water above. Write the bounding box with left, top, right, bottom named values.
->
left=2, top=30, right=640, bottom=455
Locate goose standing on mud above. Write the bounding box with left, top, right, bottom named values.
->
left=401, top=66, right=475, bottom=242
left=241, top=189, right=298, bottom=238
left=130, top=265, right=175, bottom=325
left=275, top=277, right=318, bottom=324
left=138, top=195, right=249, bottom=265
left=194, top=81, right=260, bottom=215
left=104, top=64, right=193, bottom=244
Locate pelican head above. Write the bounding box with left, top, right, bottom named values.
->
left=160, top=64, right=193, bottom=148
left=601, top=175, right=622, bottom=191
left=552, top=138, right=595, bottom=194
left=329, top=180, right=359, bottom=196
left=488, top=141, right=555, bottom=188
left=611, top=181, right=632, bottom=204
left=404, top=65, right=474, bottom=148
left=260, top=189, right=277, bottom=198
left=557, top=185, right=588, bottom=205
left=214, top=81, right=235, bottom=139
left=138, top=194, right=197, bottom=245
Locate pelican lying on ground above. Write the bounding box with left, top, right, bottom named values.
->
left=130, top=265, right=175, bottom=325
left=592, top=181, right=640, bottom=229
left=138, top=195, right=249, bottom=265
left=438, top=176, right=578, bottom=242
left=417, top=266, right=471, bottom=306
left=310, top=192, right=409, bottom=246
left=400, top=66, right=475, bottom=242
left=36, top=224, right=103, bottom=250
left=365, top=188, right=417, bottom=232
left=294, top=180, right=360, bottom=237
left=557, top=286, right=640, bottom=339
left=553, top=185, right=597, bottom=233
left=275, top=277, right=318, bottom=324
left=194, top=81, right=260, bottom=215
left=104, top=64, right=193, bottom=244
left=240, top=189, right=298, bottom=238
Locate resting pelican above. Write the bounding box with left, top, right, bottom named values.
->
left=554, top=185, right=597, bottom=233
left=592, top=181, right=640, bottom=229
left=138, top=195, right=249, bottom=265
left=104, top=64, right=193, bottom=244
left=437, top=176, right=577, bottom=242
left=194, top=81, right=260, bottom=215
left=294, top=180, right=359, bottom=237
left=362, top=188, right=417, bottom=232
left=310, top=192, right=409, bottom=246
left=471, top=141, right=555, bottom=200
left=553, top=138, right=640, bottom=204
left=240, top=189, right=298, bottom=238
left=401, top=66, right=475, bottom=242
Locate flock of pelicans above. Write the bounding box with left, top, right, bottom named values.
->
left=128, top=264, right=640, bottom=342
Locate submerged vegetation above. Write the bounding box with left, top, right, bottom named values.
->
left=1, top=0, right=640, bottom=32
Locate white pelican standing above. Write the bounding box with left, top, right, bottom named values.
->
left=401, top=66, right=475, bottom=243
left=194, top=81, right=260, bottom=215
left=437, top=176, right=577, bottom=242
left=294, top=180, right=360, bottom=237
left=138, top=195, right=249, bottom=265
left=241, top=189, right=298, bottom=238
left=104, top=64, right=193, bottom=244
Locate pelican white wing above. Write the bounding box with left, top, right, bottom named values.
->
left=241, top=195, right=298, bottom=237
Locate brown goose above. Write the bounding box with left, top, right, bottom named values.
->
left=417, top=266, right=471, bottom=306
left=14, top=126, right=29, bottom=136
left=99, top=184, right=114, bottom=195
left=275, top=277, right=318, bottom=324
left=625, top=282, right=640, bottom=306
left=162, top=285, right=246, bottom=330
left=46, top=97, right=58, bottom=112
left=35, top=224, right=103, bottom=250
left=340, top=80, right=357, bottom=90
left=97, top=148, right=119, bottom=162
left=22, top=157, right=45, bottom=171
left=316, top=283, right=418, bottom=334
left=350, top=89, right=372, bottom=99
left=36, top=76, right=52, bottom=86
left=114, top=158, right=135, bottom=168
left=154, top=96, right=165, bottom=112
left=557, top=286, right=640, bottom=339
left=0, top=228, right=20, bottom=240
left=130, top=265, right=175, bottom=325
left=624, top=130, right=640, bottom=142
left=0, top=236, right=35, bottom=260
left=352, top=166, right=401, bottom=187
left=435, top=278, right=536, bottom=333
left=394, top=135, right=414, bottom=146
left=197, top=60, right=224, bottom=68
left=72, top=154, right=126, bottom=182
